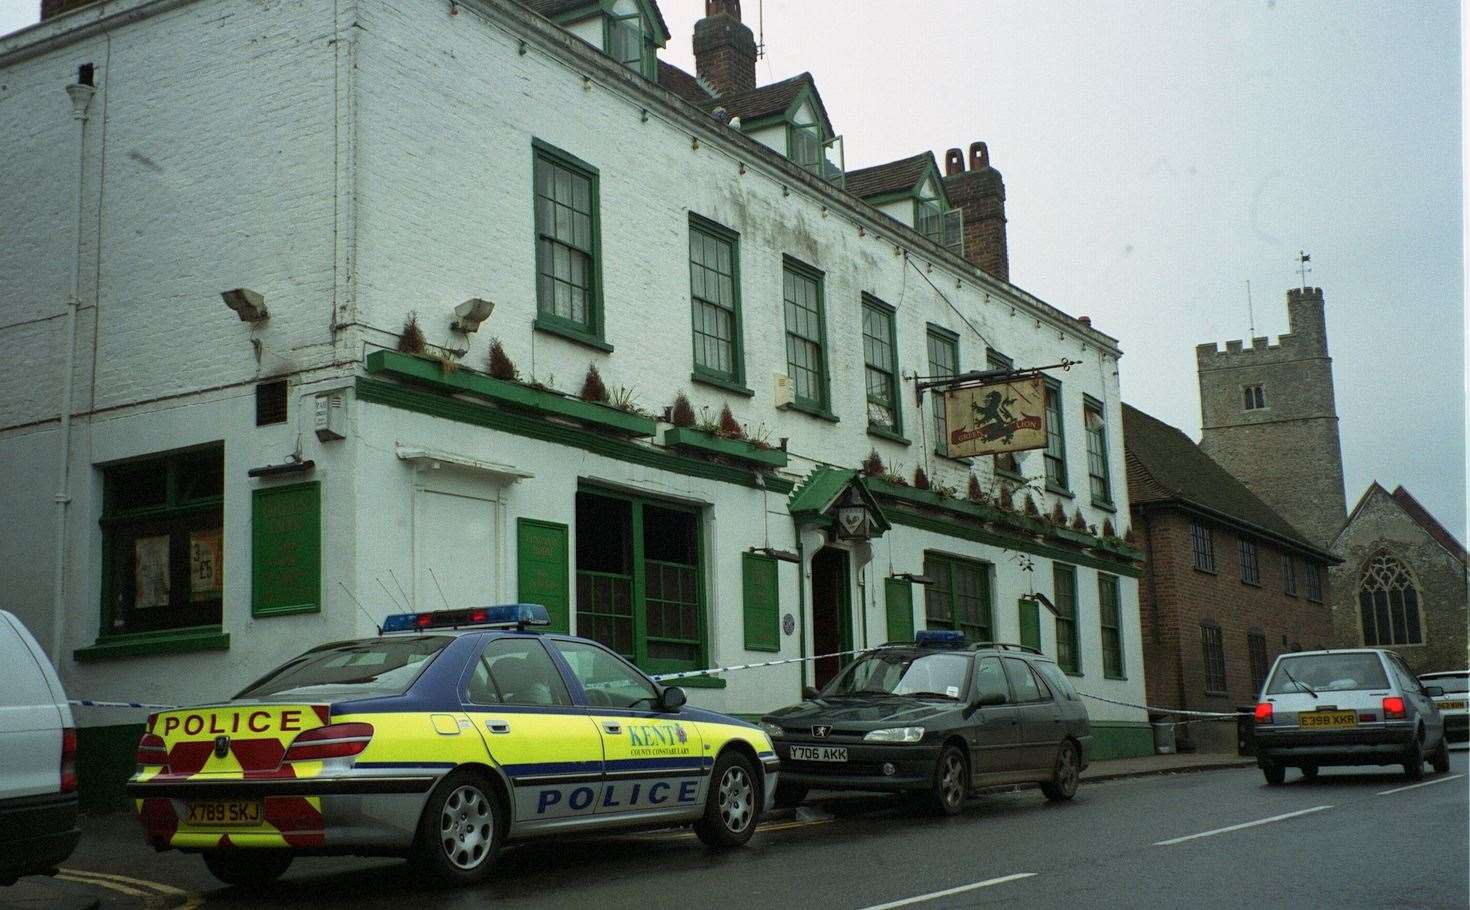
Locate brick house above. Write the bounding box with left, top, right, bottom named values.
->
left=1124, top=404, right=1339, bottom=752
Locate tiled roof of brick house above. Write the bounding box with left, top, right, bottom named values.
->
left=1123, top=403, right=1337, bottom=561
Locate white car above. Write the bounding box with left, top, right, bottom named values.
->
left=0, top=610, right=80, bottom=885
left=1419, top=671, right=1468, bottom=744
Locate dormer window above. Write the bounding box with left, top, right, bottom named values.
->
left=846, top=152, right=962, bottom=253
left=607, top=12, right=646, bottom=72
left=704, top=73, right=844, bottom=186
left=530, top=0, right=668, bottom=83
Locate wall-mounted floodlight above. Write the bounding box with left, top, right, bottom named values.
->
left=221, top=288, right=268, bottom=323
left=451, top=297, right=494, bottom=334
left=890, top=572, right=936, bottom=586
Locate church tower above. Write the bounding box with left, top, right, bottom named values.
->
left=1196, top=287, right=1348, bottom=548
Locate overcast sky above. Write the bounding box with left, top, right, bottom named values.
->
left=2, top=1, right=1463, bottom=541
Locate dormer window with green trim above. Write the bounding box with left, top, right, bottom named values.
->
left=605, top=9, right=654, bottom=79
left=540, top=0, right=668, bottom=83
left=787, top=122, right=844, bottom=185
left=845, top=153, right=962, bottom=253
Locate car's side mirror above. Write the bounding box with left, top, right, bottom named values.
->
left=1424, top=685, right=1445, bottom=698
left=971, top=691, right=1007, bottom=709
left=657, top=686, right=687, bottom=712
left=801, top=686, right=819, bottom=701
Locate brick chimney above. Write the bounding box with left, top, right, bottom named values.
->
left=40, top=0, right=96, bottom=20
left=693, top=0, right=756, bottom=97
left=942, top=141, right=1010, bottom=283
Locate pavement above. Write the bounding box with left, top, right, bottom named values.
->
left=4, top=748, right=1464, bottom=910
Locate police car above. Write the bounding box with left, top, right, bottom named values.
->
left=127, top=605, right=777, bottom=887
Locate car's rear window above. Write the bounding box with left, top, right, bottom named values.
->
left=236, top=636, right=452, bottom=699
left=1033, top=660, right=1079, bottom=701
left=1265, top=653, right=1389, bottom=695
left=1423, top=675, right=1469, bottom=694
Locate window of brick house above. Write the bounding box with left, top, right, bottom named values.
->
left=1201, top=622, right=1227, bottom=695
left=1283, top=554, right=1297, bottom=596
left=101, top=447, right=224, bottom=637
left=1247, top=630, right=1269, bottom=695
left=1305, top=561, right=1323, bottom=602
left=1239, top=537, right=1260, bottom=585
left=1191, top=520, right=1215, bottom=572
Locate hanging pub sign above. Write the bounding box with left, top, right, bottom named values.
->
left=942, top=375, right=1047, bottom=459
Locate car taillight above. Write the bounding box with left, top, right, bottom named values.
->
left=282, top=723, right=374, bottom=762
left=60, top=728, right=77, bottom=793
left=1382, top=696, right=1407, bottom=719
left=136, top=731, right=168, bottom=767
left=1253, top=702, right=1273, bottom=724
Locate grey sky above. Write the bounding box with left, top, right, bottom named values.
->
left=2, top=0, right=1463, bottom=540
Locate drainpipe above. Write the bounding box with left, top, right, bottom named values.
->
left=52, top=75, right=95, bottom=664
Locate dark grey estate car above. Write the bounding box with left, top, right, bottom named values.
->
left=761, top=635, right=1092, bottom=814
left=1253, top=648, right=1450, bottom=784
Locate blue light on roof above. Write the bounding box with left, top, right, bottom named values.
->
left=380, top=603, right=551, bottom=633
left=915, top=629, right=967, bottom=647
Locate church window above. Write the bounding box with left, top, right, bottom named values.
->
left=1358, top=553, right=1423, bottom=646
left=1243, top=384, right=1266, bottom=410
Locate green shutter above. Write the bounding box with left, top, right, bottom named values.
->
left=517, top=519, right=570, bottom=633
left=885, top=577, right=914, bottom=643
left=251, top=481, right=321, bottom=617
left=742, top=552, right=780, bottom=652
left=1018, top=597, right=1040, bottom=652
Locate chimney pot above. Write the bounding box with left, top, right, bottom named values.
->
left=969, top=141, right=989, bottom=171
left=706, top=0, right=741, bottom=18
left=1078, top=315, right=1092, bottom=327
left=944, top=148, right=964, bottom=175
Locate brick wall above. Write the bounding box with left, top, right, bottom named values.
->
left=942, top=142, right=1009, bottom=283
left=1135, top=505, right=1334, bottom=751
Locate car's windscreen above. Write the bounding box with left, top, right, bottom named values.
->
left=825, top=651, right=971, bottom=700
left=1265, top=653, right=1389, bottom=695
left=1424, top=675, right=1469, bottom=694
left=236, top=636, right=452, bottom=699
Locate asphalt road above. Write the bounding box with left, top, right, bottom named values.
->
left=11, top=751, right=1468, bottom=910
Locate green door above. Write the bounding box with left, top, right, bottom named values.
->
left=517, top=519, right=569, bottom=633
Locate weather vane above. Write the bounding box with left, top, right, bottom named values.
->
left=1297, top=250, right=1312, bottom=290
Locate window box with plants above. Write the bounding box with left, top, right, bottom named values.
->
left=661, top=395, right=787, bottom=468
left=364, top=345, right=657, bottom=438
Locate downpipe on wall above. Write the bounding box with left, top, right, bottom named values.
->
left=52, top=75, right=95, bottom=664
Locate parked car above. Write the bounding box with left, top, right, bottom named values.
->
left=0, top=610, right=81, bottom=885
left=1418, top=670, right=1468, bottom=743
left=128, top=604, right=776, bottom=888
left=760, top=633, right=1091, bottom=815
left=1253, top=648, right=1449, bottom=784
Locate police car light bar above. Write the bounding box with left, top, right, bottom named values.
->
left=381, top=603, right=551, bottom=633
left=915, top=630, right=967, bottom=648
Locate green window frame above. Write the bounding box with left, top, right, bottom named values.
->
left=782, top=256, right=831, bottom=416
left=1043, top=378, right=1068, bottom=491
left=1098, top=572, right=1124, bottom=679
left=99, top=446, right=225, bottom=638
left=251, top=481, right=322, bottom=617
left=574, top=488, right=707, bottom=676
left=1084, top=395, right=1112, bottom=505
left=787, top=121, right=825, bottom=177
left=915, top=193, right=945, bottom=245
left=688, top=214, right=745, bottom=389
left=926, top=325, right=959, bottom=456
left=922, top=552, right=993, bottom=641
left=604, top=10, right=654, bottom=80
left=861, top=295, right=902, bottom=438
left=741, top=552, right=780, bottom=652
left=1053, top=562, right=1080, bottom=673
left=533, top=140, right=605, bottom=348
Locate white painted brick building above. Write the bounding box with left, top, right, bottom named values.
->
left=0, top=0, right=1152, bottom=781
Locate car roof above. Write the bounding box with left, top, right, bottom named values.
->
left=1419, top=670, right=1470, bottom=678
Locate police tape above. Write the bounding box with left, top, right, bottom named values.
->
left=70, top=699, right=179, bottom=710
left=1076, top=692, right=1248, bottom=718
left=651, top=647, right=876, bottom=682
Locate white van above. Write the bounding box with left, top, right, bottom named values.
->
left=0, top=610, right=80, bottom=885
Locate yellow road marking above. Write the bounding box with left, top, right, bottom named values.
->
left=55, top=874, right=153, bottom=897
left=59, top=868, right=190, bottom=896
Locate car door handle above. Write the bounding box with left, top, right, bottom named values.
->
left=484, top=719, right=511, bottom=734
left=602, top=721, right=622, bottom=735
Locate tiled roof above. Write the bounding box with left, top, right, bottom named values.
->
left=844, top=152, right=937, bottom=200
left=516, top=0, right=670, bottom=42
left=1390, top=486, right=1467, bottom=563
left=1122, top=403, right=1334, bottom=560
left=699, top=72, right=828, bottom=130
left=657, top=61, right=713, bottom=104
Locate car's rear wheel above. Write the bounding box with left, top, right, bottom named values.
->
left=695, top=751, right=759, bottom=847
left=1403, top=736, right=1426, bottom=781
left=773, top=782, right=808, bottom=809
left=1430, top=735, right=1451, bottom=774
left=201, top=850, right=293, bottom=887
left=1040, top=740, right=1080, bottom=801
left=1261, top=760, right=1286, bottom=785
left=1299, top=764, right=1319, bottom=781
left=412, top=769, right=502, bottom=885
left=929, top=744, right=968, bottom=815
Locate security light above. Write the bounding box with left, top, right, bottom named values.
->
left=890, top=572, right=936, bottom=586
left=451, top=297, right=495, bottom=334
left=221, top=288, right=268, bottom=323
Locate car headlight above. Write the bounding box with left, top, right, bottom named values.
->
left=863, top=726, right=925, bottom=743
left=760, top=722, right=785, bottom=739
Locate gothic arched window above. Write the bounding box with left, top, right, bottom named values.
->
left=1357, top=553, right=1423, bottom=646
